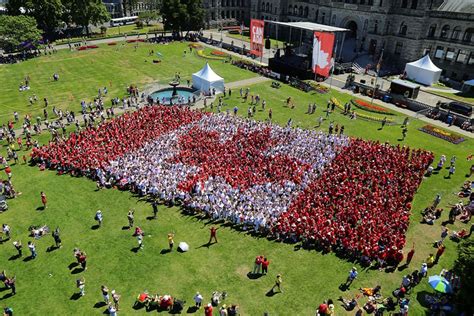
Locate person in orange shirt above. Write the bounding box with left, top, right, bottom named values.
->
left=41, top=191, right=47, bottom=209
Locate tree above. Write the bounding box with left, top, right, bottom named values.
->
left=138, top=10, right=159, bottom=26
left=160, top=0, right=187, bottom=33
left=453, top=238, right=474, bottom=314
left=6, top=0, right=64, bottom=36
left=64, top=0, right=110, bottom=35
left=160, top=0, right=203, bottom=34
left=0, top=15, right=42, bottom=53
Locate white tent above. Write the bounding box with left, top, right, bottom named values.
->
left=404, top=55, right=442, bottom=86
left=192, top=63, right=225, bottom=93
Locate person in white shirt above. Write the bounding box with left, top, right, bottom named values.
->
left=193, top=292, right=203, bottom=308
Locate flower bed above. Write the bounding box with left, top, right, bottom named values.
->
left=196, top=49, right=226, bottom=60
left=331, top=98, right=395, bottom=123
left=77, top=45, right=99, bottom=51
left=189, top=43, right=203, bottom=49
left=307, top=81, right=329, bottom=94
left=351, top=99, right=393, bottom=115
left=107, top=42, right=117, bottom=46
left=418, top=125, right=465, bottom=144
left=211, top=50, right=227, bottom=56
left=126, top=39, right=145, bottom=43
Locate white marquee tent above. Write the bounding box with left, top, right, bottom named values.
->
left=192, top=63, right=225, bottom=93
left=404, top=55, right=442, bottom=86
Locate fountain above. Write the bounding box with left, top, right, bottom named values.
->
left=150, top=79, right=197, bottom=105
left=169, top=79, right=180, bottom=98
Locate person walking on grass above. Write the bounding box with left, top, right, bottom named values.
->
left=28, top=241, right=37, bottom=259
left=151, top=200, right=159, bottom=219
left=380, top=117, right=387, bottom=130
left=13, top=240, right=22, bottom=257
left=101, top=285, right=110, bottom=304
left=405, top=243, right=415, bottom=266
left=271, top=274, right=283, bottom=293
left=208, top=226, right=219, bottom=244
left=193, top=292, right=203, bottom=309
left=401, top=127, right=408, bottom=140
left=77, top=277, right=86, bottom=296
left=345, top=267, right=358, bottom=288
left=168, top=233, right=174, bottom=251
left=112, top=290, right=120, bottom=311
left=40, top=191, right=47, bottom=209
left=127, top=209, right=135, bottom=228
left=52, top=227, right=62, bottom=248
left=137, top=233, right=143, bottom=250
left=95, top=210, right=103, bottom=227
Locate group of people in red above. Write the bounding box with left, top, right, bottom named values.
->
left=31, top=106, right=205, bottom=173
left=274, top=139, right=434, bottom=262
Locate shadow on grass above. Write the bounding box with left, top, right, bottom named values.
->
left=247, top=272, right=263, bottom=280
left=146, top=216, right=156, bottom=221
left=122, top=226, right=130, bottom=231
left=265, top=289, right=278, bottom=297
left=91, top=225, right=100, bottom=230
left=36, top=206, right=45, bottom=211
left=160, top=249, right=171, bottom=255
left=23, top=256, right=34, bottom=262
left=0, top=293, right=13, bottom=300
left=8, top=254, right=21, bottom=261
left=70, top=293, right=82, bottom=300
left=131, top=247, right=141, bottom=253
left=68, top=262, right=79, bottom=270
left=186, top=306, right=198, bottom=313
left=46, top=245, right=60, bottom=253
left=94, top=301, right=107, bottom=308
left=71, top=268, right=83, bottom=274
left=416, top=291, right=432, bottom=308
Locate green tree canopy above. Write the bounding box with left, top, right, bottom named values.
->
left=453, top=238, right=474, bottom=314
left=0, top=15, right=42, bottom=53
left=160, top=0, right=203, bottom=34
left=6, top=0, right=64, bottom=35
left=63, top=0, right=110, bottom=35
left=138, top=10, right=159, bottom=26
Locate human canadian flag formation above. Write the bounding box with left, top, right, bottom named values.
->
left=32, top=106, right=433, bottom=261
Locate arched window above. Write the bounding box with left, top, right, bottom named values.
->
left=411, top=0, right=418, bottom=9
left=294, top=5, right=298, bottom=15
left=304, top=6, right=309, bottom=17
left=331, top=14, right=336, bottom=25
left=368, top=0, right=374, bottom=5
left=451, top=26, right=461, bottom=40
left=401, top=0, right=408, bottom=8
left=315, top=10, right=319, bottom=22
left=399, top=22, right=407, bottom=35
left=265, top=3, right=269, bottom=12
left=270, top=3, right=272, bottom=13
left=299, top=6, right=303, bottom=16
left=440, top=25, right=450, bottom=38
left=427, top=24, right=436, bottom=37
left=463, top=28, right=474, bottom=42
left=261, top=2, right=265, bottom=11
left=288, top=4, right=292, bottom=14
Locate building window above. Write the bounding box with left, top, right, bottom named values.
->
left=304, top=6, right=309, bottom=17
left=440, top=25, right=450, bottom=39
left=451, top=26, right=461, bottom=40
left=379, top=0, right=383, bottom=6
left=427, top=24, right=436, bottom=38
left=315, top=10, right=319, bottom=22
left=374, top=20, right=378, bottom=34
left=456, top=50, right=468, bottom=63
left=321, top=13, right=325, bottom=24
left=468, top=52, right=474, bottom=65
left=368, top=0, right=373, bottom=4
left=445, top=48, right=455, bottom=61
left=463, top=28, right=473, bottom=43
left=411, top=0, right=418, bottom=9
left=399, top=22, right=407, bottom=35
left=299, top=6, right=303, bottom=16
left=360, top=0, right=365, bottom=4
left=423, top=47, right=431, bottom=56
left=401, top=0, right=408, bottom=8
left=332, top=15, right=336, bottom=25
left=434, top=46, right=444, bottom=59
left=395, top=42, right=403, bottom=55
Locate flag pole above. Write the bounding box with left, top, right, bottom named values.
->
left=371, top=48, right=384, bottom=105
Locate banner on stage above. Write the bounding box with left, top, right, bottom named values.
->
left=250, top=19, right=264, bottom=57
left=312, top=32, right=335, bottom=77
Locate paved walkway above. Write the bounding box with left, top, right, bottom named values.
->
left=226, top=76, right=271, bottom=89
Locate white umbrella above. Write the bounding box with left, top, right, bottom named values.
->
left=178, top=242, right=189, bottom=252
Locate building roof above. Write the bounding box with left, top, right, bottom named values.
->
left=265, top=21, right=349, bottom=33
left=437, top=0, right=474, bottom=13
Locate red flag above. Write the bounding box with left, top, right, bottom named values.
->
left=312, top=32, right=335, bottom=77
left=250, top=19, right=264, bottom=57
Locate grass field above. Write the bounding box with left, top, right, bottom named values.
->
left=226, top=33, right=285, bottom=49
left=0, top=42, right=256, bottom=123
left=0, top=41, right=472, bottom=315
left=429, top=90, right=474, bottom=106
left=106, top=24, right=164, bottom=36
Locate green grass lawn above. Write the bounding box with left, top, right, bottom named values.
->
left=0, top=42, right=256, bottom=124
left=226, top=33, right=285, bottom=49
left=106, top=23, right=163, bottom=36
left=0, top=42, right=472, bottom=315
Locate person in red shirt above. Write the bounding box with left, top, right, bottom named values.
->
left=435, top=244, right=446, bottom=263
left=41, top=191, right=47, bottom=209
left=208, top=226, right=218, bottom=244
left=405, top=243, right=415, bottom=266
left=261, top=257, right=270, bottom=275
left=204, top=303, right=213, bottom=316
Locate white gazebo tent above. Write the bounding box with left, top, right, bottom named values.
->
left=192, top=63, right=225, bottom=93
left=404, top=55, right=442, bottom=86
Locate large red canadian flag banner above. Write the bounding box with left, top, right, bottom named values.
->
left=250, top=19, right=265, bottom=57
left=312, top=31, right=335, bottom=77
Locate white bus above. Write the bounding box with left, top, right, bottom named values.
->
left=110, top=16, right=138, bottom=27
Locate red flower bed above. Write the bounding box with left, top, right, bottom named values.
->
left=351, top=99, right=393, bottom=115
left=126, top=39, right=145, bottom=43
left=86, top=45, right=99, bottom=49
left=211, top=50, right=227, bottom=56
left=107, top=42, right=117, bottom=46
left=275, top=139, right=433, bottom=260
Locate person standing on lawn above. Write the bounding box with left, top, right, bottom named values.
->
left=127, top=209, right=135, bottom=228
left=95, top=210, right=103, bottom=227
left=40, top=191, right=47, bottom=209
left=261, top=257, right=270, bottom=275
left=151, top=200, right=159, bottom=219
left=271, top=274, right=283, bottom=293
left=28, top=241, right=37, bottom=259
left=52, top=227, right=62, bottom=248
left=208, top=226, right=218, bottom=244
left=168, top=233, right=174, bottom=251
left=405, top=243, right=415, bottom=266
left=13, top=240, right=22, bottom=257
left=101, top=285, right=110, bottom=304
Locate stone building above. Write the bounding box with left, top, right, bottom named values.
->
left=204, top=0, right=474, bottom=80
